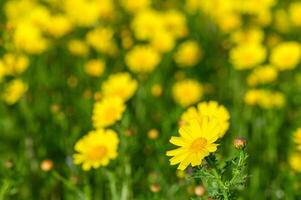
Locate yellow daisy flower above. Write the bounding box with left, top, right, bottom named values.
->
left=172, top=79, right=203, bottom=107
left=73, top=129, right=119, bottom=170
left=290, top=153, right=301, bottom=173
left=101, top=72, right=138, bottom=101
left=166, top=117, right=221, bottom=170
left=92, top=97, right=126, bottom=128
left=181, top=101, right=230, bottom=137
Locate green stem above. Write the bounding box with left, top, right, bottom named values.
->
left=52, top=171, right=85, bottom=200
left=206, top=157, right=229, bottom=200
left=105, top=170, right=119, bottom=200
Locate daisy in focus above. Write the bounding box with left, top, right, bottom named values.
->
left=73, top=129, right=119, bottom=170
left=166, top=115, right=224, bottom=170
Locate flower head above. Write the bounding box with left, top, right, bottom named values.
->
left=84, top=59, right=105, bottom=77
left=270, top=41, right=301, bottom=70
left=101, top=72, right=138, bottom=101
left=174, top=41, right=202, bottom=68
left=125, top=45, right=160, bottom=73
left=290, top=153, right=301, bottom=172
left=166, top=117, right=222, bottom=170
left=172, top=79, right=203, bottom=107
left=181, top=101, right=230, bottom=137
left=92, top=97, right=126, bottom=128
left=2, top=79, right=28, bottom=105
left=230, top=44, right=267, bottom=70
left=73, top=129, right=119, bottom=170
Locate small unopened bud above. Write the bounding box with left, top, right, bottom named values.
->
left=150, top=183, right=161, bottom=193
left=148, top=129, right=159, bottom=140
left=41, top=159, right=53, bottom=171
left=194, top=185, right=205, bottom=196
left=233, top=137, right=247, bottom=149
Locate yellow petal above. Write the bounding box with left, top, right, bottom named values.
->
left=166, top=148, right=186, bottom=156
left=169, top=136, right=188, bottom=146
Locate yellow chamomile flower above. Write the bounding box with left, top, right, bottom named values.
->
left=131, top=9, right=164, bottom=40
left=101, top=72, right=138, bottom=101
left=270, top=41, right=301, bottom=70
left=84, top=59, right=105, bottom=77
left=230, top=44, right=267, bottom=70
left=2, top=53, right=29, bottom=75
left=290, top=153, right=301, bottom=173
left=64, top=0, right=100, bottom=27
left=174, top=41, right=202, bottom=68
left=92, top=97, right=126, bottom=128
left=13, top=22, right=48, bottom=54
left=294, top=128, right=301, bottom=151
left=181, top=101, right=230, bottom=137
left=125, top=45, right=161, bottom=73
left=247, top=65, right=278, bottom=86
left=86, top=27, right=117, bottom=56
left=162, top=10, right=188, bottom=39
left=68, top=39, right=89, bottom=56
left=166, top=116, right=222, bottom=170
left=151, top=31, right=175, bottom=53
left=230, top=28, right=265, bottom=45
left=289, top=2, right=301, bottom=27
left=45, top=15, right=72, bottom=38
left=2, top=79, right=28, bottom=105
left=172, top=79, right=203, bottom=107
left=73, top=129, right=119, bottom=170
left=121, top=0, right=151, bottom=13
left=244, top=89, right=285, bottom=109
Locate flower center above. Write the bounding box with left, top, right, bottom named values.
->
left=87, top=146, right=108, bottom=160
left=190, top=137, right=207, bottom=152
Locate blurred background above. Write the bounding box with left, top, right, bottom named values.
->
left=1, top=0, right=301, bottom=199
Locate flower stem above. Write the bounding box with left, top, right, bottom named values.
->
left=206, top=157, right=229, bottom=200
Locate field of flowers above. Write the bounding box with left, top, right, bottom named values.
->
left=1, top=0, right=301, bottom=199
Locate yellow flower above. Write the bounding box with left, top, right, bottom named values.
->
left=121, top=0, right=150, bottom=13
left=247, top=65, right=278, bottom=86
left=101, top=72, right=138, bottom=101
left=244, top=89, right=285, bottom=109
left=13, top=22, right=48, bottom=54
left=274, top=9, right=290, bottom=33
left=294, top=128, right=301, bottom=151
left=174, top=41, right=202, bottom=68
left=289, top=2, right=301, bottom=27
left=84, top=59, right=105, bottom=77
left=64, top=0, right=100, bottom=27
left=162, top=10, right=188, bottom=39
left=172, top=79, right=203, bottom=107
left=131, top=9, right=164, bottom=40
left=181, top=101, right=230, bottom=137
left=290, top=153, right=301, bottom=172
left=86, top=27, right=117, bottom=56
left=270, top=41, right=301, bottom=70
left=230, top=44, right=267, bottom=70
left=150, top=31, right=175, bottom=53
left=68, top=39, right=89, bottom=56
left=2, top=53, right=29, bottom=75
left=92, top=97, right=126, bottom=128
left=2, top=79, right=28, bottom=105
left=45, top=15, right=72, bottom=38
left=98, top=0, right=115, bottom=20
left=166, top=117, right=221, bottom=170
left=125, top=45, right=161, bottom=73
left=73, top=129, right=119, bottom=170
left=230, top=28, right=264, bottom=45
